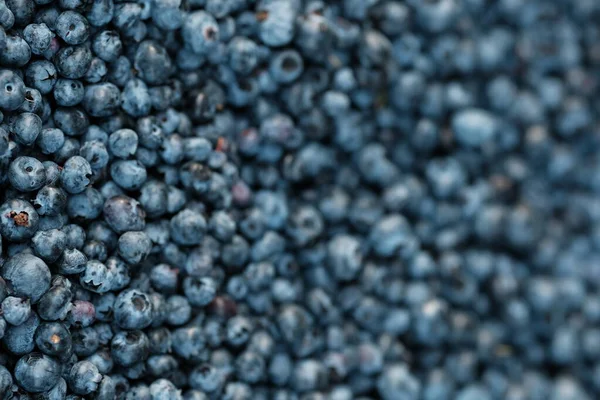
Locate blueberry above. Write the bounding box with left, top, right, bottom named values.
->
left=22, top=22, right=52, bottom=55
left=165, top=295, right=191, bottom=326
left=270, top=50, right=303, bottom=83
left=11, top=111, right=42, bottom=145
left=121, top=78, right=151, bottom=117
left=189, top=364, right=223, bottom=393
left=15, top=353, right=61, bottom=393
left=169, top=209, right=206, bottom=246
left=37, top=128, right=66, bottom=154
left=0, top=365, right=13, bottom=399
left=149, top=379, right=181, bottom=400
left=377, top=364, right=421, bottom=400
left=151, top=0, right=183, bottom=30
left=78, top=259, right=113, bottom=294
left=8, top=156, right=46, bottom=192
left=113, top=289, right=153, bottom=330
left=183, top=276, right=216, bottom=307
left=171, top=325, right=205, bottom=360
left=1, top=296, right=31, bottom=325
left=326, top=234, right=363, bottom=281
left=0, top=126, right=9, bottom=155
left=138, top=180, right=168, bottom=218
left=37, top=277, right=73, bottom=320
left=60, top=156, right=92, bottom=194
left=182, top=11, right=219, bottom=56
left=68, top=361, right=102, bottom=395
left=0, top=68, right=26, bottom=110
left=2, top=253, right=50, bottom=304
left=227, top=36, right=259, bottom=75
left=67, top=299, right=96, bottom=328
left=118, top=231, right=151, bottom=265
left=2, top=312, right=39, bottom=355
left=79, top=139, right=109, bottom=170
left=0, top=31, right=31, bottom=67
left=226, top=315, right=252, bottom=347
left=452, top=108, right=498, bottom=147
left=369, top=214, right=413, bottom=258
left=256, top=1, right=296, bottom=47
left=84, top=56, right=108, bottom=83
left=55, top=44, right=92, bottom=79
left=235, top=351, right=265, bottom=384
left=31, top=228, right=66, bottom=263
left=24, top=60, right=56, bottom=95
left=53, top=79, right=84, bottom=106
left=34, top=322, right=72, bottom=357
left=53, top=107, right=89, bottom=137
left=103, top=195, right=146, bottom=233
left=134, top=40, right=173, bottom=85
left=83, top=82, right=121, bottom=117
left=55, top=11, right=89, bottom=45
left=0, top=2, right=15, bottom=29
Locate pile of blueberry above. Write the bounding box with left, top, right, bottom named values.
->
left=1, top=0, right=600, bottom=398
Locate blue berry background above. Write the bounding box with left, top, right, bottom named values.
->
left=1, top=0, right=600, bottom=399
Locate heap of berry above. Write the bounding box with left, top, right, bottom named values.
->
left=1, top=0, right=600, bottom=399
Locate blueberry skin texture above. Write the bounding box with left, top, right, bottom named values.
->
left=32, top=228, right=67, bottom=263
left=83, top=82, right=121, bottom=117
left=139, top=180, right=168, bottom=218
left=118, top=231, right=151, bottom=265
left=53, top=79, right=85, bottom=106
left=5, top=0, right=35, bottom=27
left=183, top=277, right=216, bottom=307
left=53, top=107, right=89, bottom=136
left=2, top=312, right=39, bottom=355
left=0, top=2, right=13, bottom=30
left=34, top=186, right=67, bottom=216
left=0, top=32, right=31, bottom=67
left=37, top=128, right=66, bottom=154
left=182, top=11, right=219, bottom=55
left=37, top=278, right=73, bottom=320
left=68, top=361, right=102, bottom=395
left=1, top=253, right=50, bottom=302
left=54, top=44, right=92, bottom=79
left=80, top=139, right=109, bottom=169
left=55, top=11, right=89, bottom=45
left=327, top=234, right=363, bottom=281
left=110, top=159, right=147, bottom=190
left=0, top=126, right=9, bottom=155
left=121, top=78, right=151, bottom=117
left=134, top=40, right=173, bottom=85
left=67, top=187, right=104, bottom=221
left=452, top=108, right=498, bottom=147
left=149, top=379, right=181, bottom=400
left=8, top=156, right=46, bottom=192
left=269, top=50, right=304, bottom=83
left=0, top=199, right=40, bottom=242
left=0, top=365, right=12, bottom=399
left=15, top=353, right=61, bottom=393
left=92, top=30, right=122, bottom=62
left=11, top=111, right=42, bottom=145
left=0, top=68, right=26, bottom=110
left=34, top=322, right=72, bottom=357
left=1, top=296, right=31, bottom=326
left=169, top=209, right=206, bottom=246
left=24, top=60, right=57, bottom=94
left=111, top=330, right=150, bottom=367
left=103, top=195, right=146, bottom=233
left=257, top=1, right=296, bottom=47
left=113, top=289, right=153, bottom=330
left=22, top=23, right=53, bottom=55
left=60, top=156, right=92, bottom=194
